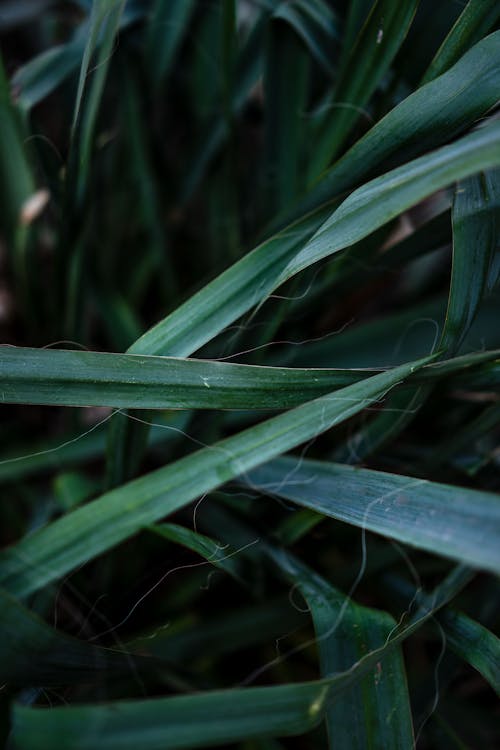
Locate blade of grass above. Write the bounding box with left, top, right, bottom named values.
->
left=440, top=169, right=500, bottom=355
left=10, top=566, right=471, bottom=750
left=421, top=0, right=500, bottom=84
left=437, top=609, right=500, bottom=696
left=308, top=0, right=419, bottom=178
left=1, top=346, right=498, bottom=410
left=0, top=356, right=432, bottom=598
left=245, top=456, right=500, bottom=573
left=270, top=550, right=414, bottom=749
left=0, top=588, right=154, bottom=686
left=131, top=122, right=500, bottom=359
left=277, top=32, right=500, bottom=231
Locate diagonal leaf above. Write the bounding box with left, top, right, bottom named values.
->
left=245, top=456, right=500, bottom=573
left=421, top=0, right=500, bottom=84
left=0, top=588, right=153, bottom=686
left=131, top=122, right=500, bottom=358
left=9, top=566, right=471, bottom=750
left=280, top=32, right=500, bottom=230
left=437, top=608, right=500, bottom=696
left=308, top=0, right=419, bottom=176
left=0, top=356, right=432, bottom=598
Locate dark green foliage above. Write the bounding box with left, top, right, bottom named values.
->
left=1, top=2, right=499, bottom=748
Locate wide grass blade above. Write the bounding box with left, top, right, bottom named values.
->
left=246, top=457, right=500, bottom=573
left=1, top=346, right=498, bottom=410
left=9, top=566, right=470, bottom=750
left=131, top=122, right=500, bottom=358
left=272, top=552, right=414, bottom=749
left=0, top=356, right=431, bottom=598
left=282, top=32, right=500, bottom=229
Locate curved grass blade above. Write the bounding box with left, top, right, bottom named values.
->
left=421, top=0, right=500, bottom=84
left=278, top=32, right=500, bottom=230
left=245, top=456, right=500, bottom=573
left=10, top=566, right=471, bottom=750
left=147, top=523, right=245, bottom=583
left=0, top=588, right=152, bottom=686
left=271, top=552, right=414, bottom=749
left=0, top=356, right=432, bottom=598
left=272, top=0, right=339, bottom=76
left=437, top=609, right=500, bottom=696
left=440, top=169, right=500, bottom=355
left=132, top=122, right=500, bottom=358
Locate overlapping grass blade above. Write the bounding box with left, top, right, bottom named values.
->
left=132, top=122, right=500, bottom=358
left=421, top=0, right=500, bottom=84
left=281, top=32, right=500, bottom=228
left=440, top=169, right=500, bottom=354
left=437, top=609, right=500, bottom=695
left=1, top=346, right=498, bottom=410
left=10, top=566, right=471, bottom=750
left=0, top=588, right=153, bottom=686
left=309, top=0, right=419, bottom=176
left=0, top=356, right=432, bottom=598
left=246, top=457, right=500, bottom=573
left=271, top=551, right=414, bottom=749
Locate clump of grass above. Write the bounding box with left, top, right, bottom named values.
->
left=1, top=2, right=499, bottom=748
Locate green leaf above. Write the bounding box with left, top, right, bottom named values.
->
left=270, top=551, right=414, bottom=749
left=145, top=0, right=197, bottom=88
left=0, top=588, right=151, bottom=686
left=147, top=523, right=245, bottom=583
left=308, top=0, right=419, bottom=176
left=437, top=608, right=500, bottom=695
left=9, top=566, right=470, bottom=750
left=421, top=0, right=500, bottom=84
left=280, top=32, right=500, bottom=230
left=69, top=0, right=125, bottom=201
left=0, top=356, right=431, bottom=598
left=245, top=457, right=500, bottom=573
left=1, top=346, right=498, bottom=410
left=440, top=169, right=500, bottom=354
left=132, top=122, right=500, bottom=358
